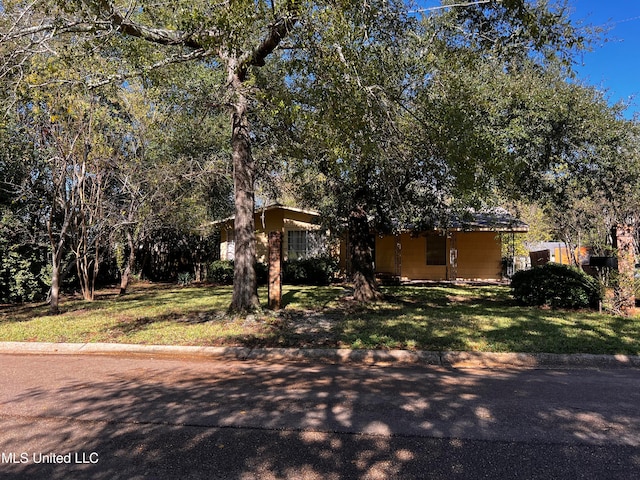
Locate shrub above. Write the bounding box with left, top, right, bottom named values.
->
left=207, top=260, right=234, bottom=285
left=255, top=261, right=268, bottom=286
left=283, top=256, right=339, bottom=286
left=0, top=244, right=50, bottom=304
left=177, top=272, right=194, bottom=286
left=206, top=260, right=268, bottom=285
left=510, top=263, right=602, bottom=309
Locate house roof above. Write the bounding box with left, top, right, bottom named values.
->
left=212, top=204, right=528, bottom=233
left=527, top=241, right=570, bottom=252
left=396, top=208, right=528, bottom=233
left=447, top=209, right=529, bottom=233
left=211, top=203, right=320, bottom=226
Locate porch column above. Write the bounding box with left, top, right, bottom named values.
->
left=268, top=231, right=283, bottom=310
left=395, top=234, right=402, bottom=279
left=448, top=232, right=458, bottom=281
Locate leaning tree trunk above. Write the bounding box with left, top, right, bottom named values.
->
left=349, top=205, right=382, bottom=302
left=228, top=62, right=260, bottom=313
left=48, top=215, right=70, bottom=314
left=119, top=228, right=136, bottom=295
left=50, top=255, right=62, bottom=314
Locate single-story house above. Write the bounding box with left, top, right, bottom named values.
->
left=215, top=204, right=330, bottom=263
left=214, top=204, right=529, bottom=282
left=355, top=210, right=529, bottom=282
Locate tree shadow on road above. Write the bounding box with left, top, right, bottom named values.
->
left=1, top=357, right=639, bottom=479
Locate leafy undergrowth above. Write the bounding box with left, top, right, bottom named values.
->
left=1, top=282, right=639, bottom=355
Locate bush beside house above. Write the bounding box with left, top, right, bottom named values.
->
left=207, top=260, right=235, bottom=284
left=511, top=263, right=603, bottom=309
left=283, top=256, right=339, bottom=286
left=208, top=256, right=338, bottom=286
left=206, top=260, right=268, bottom=285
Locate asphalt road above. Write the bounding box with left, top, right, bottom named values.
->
left=0, top=353, right=639, bottom=479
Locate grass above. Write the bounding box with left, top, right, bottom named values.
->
left=1, top=282, right=639, bottom=355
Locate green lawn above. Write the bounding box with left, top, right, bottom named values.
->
left=1, top=282, right=639, bottom=355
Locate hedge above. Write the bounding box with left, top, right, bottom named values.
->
left=510, top=263, right=602, bottom=309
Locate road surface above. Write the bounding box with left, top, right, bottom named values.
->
left=0, top=353, right=639, bottom=479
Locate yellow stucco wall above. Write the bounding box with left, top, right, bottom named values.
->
left=219, top=207, right=506, bottom=280
left=254, top=208, right=284, bottom=263
left=455, top=232, right=502, bottom=280
left=375, top=235, right=397, bottom=275
left=371, top=231, right=503, bottom=281
left=398, top=233, right=448, bottom=281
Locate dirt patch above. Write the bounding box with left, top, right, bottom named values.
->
left=266, top=310, right=341, bottom=347
left=446, top=295, right=474, bottom=303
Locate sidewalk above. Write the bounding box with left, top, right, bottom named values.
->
left=2, top=341, right=640, bottom=369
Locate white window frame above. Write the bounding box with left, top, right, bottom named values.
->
left=287, top=230, right=325, bottom=260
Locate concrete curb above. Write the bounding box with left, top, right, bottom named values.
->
left=1, top=341, right=639, bottom=369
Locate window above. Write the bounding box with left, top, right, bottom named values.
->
left=426, top=234, right=447, bottom=265
left=287, top=230, right=325, bottom=260
left=226, top=230, right=235, bottom=260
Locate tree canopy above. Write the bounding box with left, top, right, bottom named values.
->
left=258, top=0, right=614, bottom=299
left=1, top=0, right=638, bottom=309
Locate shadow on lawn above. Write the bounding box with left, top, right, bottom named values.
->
left=3, top=283, right=639, bottom=355
left=0, top=284, right=234, bottom=324
left=0, top=302, right=51, bottom=322
left=282, top=286, right=351, bottom=310
left=481, top=311, right=640, bottom=355
left=276, top=286, right=640, bottom=355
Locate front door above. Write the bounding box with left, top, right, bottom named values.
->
left=448, top=233, right=458, bottom=281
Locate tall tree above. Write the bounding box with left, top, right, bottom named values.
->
left=2, top=0, right=298, bottom=312
left=1, top=0, right=610, bottom=308
left=107, top=74, right=232, bottom=294
left=264, top=0, right=591, bottom=300
left=260, top=2, right=414, bottom=300
left=21, top=86, right=113, bottom=309
left=1, top=0, right=418, bottom=311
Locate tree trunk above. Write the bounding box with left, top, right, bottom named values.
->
left=119, top=229, right=136, bottom=295
left=48, top=216, right=69, bottom=314
left=349, top=205, right=381, bottom=302
left=75, top=244, right=96, bottom=301
left=92, top=242, right=100, bottom=298
left=50, top=258, right=61, bottom=314
left=615, top=224, right=636, bottom=314
left=228, top=62, right=259, bottom=313
left=120, top=262, right=131, bottom=295
left=77, top=259, right=92, bottom=301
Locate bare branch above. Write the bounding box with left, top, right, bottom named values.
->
left=94, top=0, right=213, bottom=48
left=240, top=13, right=298, bottom=75
left=86, top=47, right=213, bottom=89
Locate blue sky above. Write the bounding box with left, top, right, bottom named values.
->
left=570, top=0, right=640, bottom=119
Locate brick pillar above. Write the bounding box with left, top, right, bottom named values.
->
left=615, top=225, right=636, bottom=313
left=268, top=231, right=283, bottom=310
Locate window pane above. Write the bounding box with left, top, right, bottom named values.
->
left=288, top=231, right=307, bottom=260
left=288, top=230, right=327, bottom=260
left=307, top=231, right=326, bottom=257
left=426, top=234, right=446, bottom=265
left=226, top=230, right=235, bottom=260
